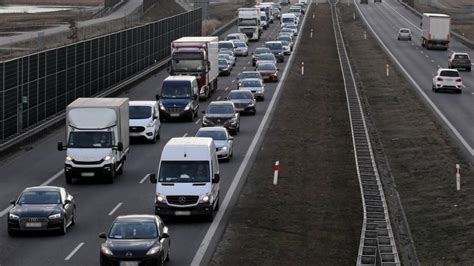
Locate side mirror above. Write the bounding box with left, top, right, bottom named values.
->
left=160, top=232, right=170, bottom=239
left=116, top=142, right=124, bottom=152
left=277, top=68, right=280, bottom=71
left=64, top=199, right=72, bottom=205
left=212, top=173, right=220, bottom=183
left=9, top=200, right=15, bottom=205
left=216, top=147, right=219, bottom=151
left=224, top=97, right=228, bottom=100
left=149, top=173, right=157, bottom=184
left=98, top=232, right=107, bottom=239
left=153, top=115, right=158, bottom=120
left=155, top=94, right=160, bottom=100
left=229, top=136, right=234, bottom=141
left=57, top=142, right=64, bottom=151
left=201, top=110, right=206, bottom=114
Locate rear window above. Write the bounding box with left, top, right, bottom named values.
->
left=454, top=54, right=469, bottom=59
left=400, top=29, right=410, bottom=33
left=440, top=71, right=459, bottom=77
left=266, top=42, right=282, bottom=50
left=219, top=42, right=234, bottom=50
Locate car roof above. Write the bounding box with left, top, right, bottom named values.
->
left=439, top=68, right=458, bottom=72
left=129, top=101, right=156, bottom=107
left=240, top=78, right=262, bottom=82
left=240, top=71, right=260, bottom=75
left=453, top=52, right=469, bottom=56
left=209, top=101, right=234, bottom=106
left=230, top=89, right=252, bottom=93
left=197, top=126, right=227, bottom=132
left=115, top=215, right=157, bottom=222
left=24, top=186, right=63, bottom=192
left=266, top=41, right=282, bottom=44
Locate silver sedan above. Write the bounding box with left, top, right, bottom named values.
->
left=195, top=127, right=234, bottom=161
left=233, top=41, right=249, bottom=56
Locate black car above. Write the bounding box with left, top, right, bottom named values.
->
left=252, top=47, right=272, bottom=66
left=7, top=186, right=76, bottom=236
left=218, top=59, right=231, bottom=76
left=226, top=90, right=256, bottom=115
left=265, top=41, right=285, bottom=63
left=202, top=101, right=240, bottom=135
left=99, top=215, right=171, bottom=266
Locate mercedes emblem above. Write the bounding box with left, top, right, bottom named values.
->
left=126, top=251, right=133, bottom=257
left=178, top=196, right=186, bottom=204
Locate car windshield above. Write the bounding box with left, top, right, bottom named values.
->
left=278, top=36, right=291, bottom=42
left=219, top=59, right=228, bottom=66
left=234, top=42, right=246, bottom=48
left=239, top=73, right=260, bottom=79
left=228, top=91, right=253, bottom=99
left=18, top=191, right=61, bottom=205
left=196, top=130, right=227, bottom=140
left=207, top=104, right=234, bottom=114
left=282, top=17, right=294, bottom=23
left=159, top=161, right=210, bottom=182
left=440, top=71, right=459, bottom=77
left=161, top=81, right=192, bottom=98
left=109, top=221, right=158, bottom=239
left=400, top=29, right=410, bottom=33
left=68, top=131, right=112, bottom=148
left=260, top=54, right=274, bottom=60
left=241, top=80, right=262, bottom=87
left=257, top=64, right=276, bottom=71
left=280, top=40, right=290, bottom=46
left=255, top=48, right=270, bottom=54
left=129, top=106, right=152, bottom=119
left=266, top=43, right=282, bottom=50
left=219, top=42, right=234, bottom=50
left=286, top=25, right=296, bottom=29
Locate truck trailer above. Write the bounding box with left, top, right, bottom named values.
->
left=58, top=98, right=130, bottom=184
left=421, top=13, right=451, bottom=50
left=169, top=37, right=219, bottom=100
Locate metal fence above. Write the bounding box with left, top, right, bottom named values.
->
left=0, top=8, right=202, bottom=142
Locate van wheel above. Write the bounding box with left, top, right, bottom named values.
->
left=188, top=113, right=194, bottom=122
left=106, top=170, right=114, bottom=184
left=215, top=195, right=220, bottom=211
left=156, top=130, right=161, bottom=140
left=207, top=208, right=215, bottom=222
left=65, top=173, right=73, bottom=184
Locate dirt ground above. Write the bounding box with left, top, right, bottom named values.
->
left=211, top=4, right=362, bottom=265
left=412, top=0, right=473, bottom=41
left=339, top=3, right=474, bottom=264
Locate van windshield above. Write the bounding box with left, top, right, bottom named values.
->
left=129, top=106, right=152, bottom=119
left=68, top=131, right=112, bottom=148
left=161, top=81, right=192, bottom=98
left=159, top=161, right=210, bottom=182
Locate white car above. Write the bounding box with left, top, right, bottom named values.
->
left=397, top=28, right=412, bottom=41
left=233, top=41, right=249, bottom=56
left=195, top=127, right=234, bottom=161
left=239, top=78, right=265, bottom=101
left=219, top=53, right=235, bottom=66
left=432, top=68, right=463, bottom=93
left=129, top=101, right=161, bottom=142
left=283, top=25, right=298, bottom=36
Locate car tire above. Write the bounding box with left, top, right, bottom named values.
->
left=207, top=208, right=215, bottom=222
left=71, top=208, right=76, bottom=226
left=188, top=112, right=194, bottom=122
left=252, top=108, right=256, bottom=115
left=215, top=195, right=220, bottom=211
left=59, top=218, right=67, bottom=235
left=468, top=67, right=471, bottom=72
left=165, top=250, right=170, bottom=262
left=260, top=96, right=265, bottom=101
left=117, top=162, right=123, bottom=175
left=150, top=133, right=157, bottom=144
left=105, top=170, right=114, bottom=184
left=457, top=90, right=462, bottom=94
left=156, top=129, right=160, bottom=140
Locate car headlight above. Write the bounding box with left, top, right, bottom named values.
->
left=65, top=156, right=73, bottom=161
left=221, top=146, right=228, bottom=151
left=159, top=102, right=166, bottom=111
left=156, top=193, right=166, bottom=203
left=146, top=121, right=155, bottom=128
left=203, top=116, right=211, bottom=124
left=248, top=102, right=255, bottom=107
left=103, top=155, right=112, bottom=161
left=146, top=246, right=161, bottom=256
left=9, top=213, right=19, bottom=220
left=184, top=103, right=191, bottom=111
left=200, top=193, right=210, bottom=203
left=101, top=245, right=113, bottom=256
left=48, top=213, right=62, bottom=219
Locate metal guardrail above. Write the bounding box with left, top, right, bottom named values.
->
left=329, top=0, right=400, bottom=265
left=399, top=1, right=474, bottom=49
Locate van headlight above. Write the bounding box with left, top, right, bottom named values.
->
left=146, top=246, right=161, bottom=256
left=65, top=156, right=73, bottom=161
left=146, top=121, right=155, bottom=128
left=156, top=193, right=166, bottom=203
left=159, top=102, right=166, bottom=111
left=103, top=155, right=112, bottom=161
left=101, top=245, right=113, bottom=256
left=200, top=194, right=210, bottom=203
left=184, top=102, right=192, bottom=111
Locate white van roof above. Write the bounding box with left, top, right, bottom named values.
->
left=163, top=76, right=196, bottom=82
left=162, top=137, right=215, bottom=161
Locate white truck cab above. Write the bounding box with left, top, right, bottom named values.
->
left=150, top=137, right=220, bottom=221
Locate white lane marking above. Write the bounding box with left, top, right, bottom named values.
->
left=183, top=133, right=188, bottom=137
left=225, top=87, right=229, bottom=91
left=420, top=51, right=423, bottom=54
left=0, top=169, right=64, bottom=217
left=243, top=66, right=247, bottom=70
left=217, top=96, right=221, bottom=100
left=195, top=118, right=202, bottom=125
left=425, top=55, right=429, bottom=58
left=247, top=61, right=251, bottom=64
left=64, top=242, right=85, bottom=261
left=139, top=174, right=149, bottom=184
left=431, top=60, right=435, bottom=63
left=191, top=3, right=312, bottom=266
left=354, top=0, right=474, bottom=156
left=437, top=65, right=441, bottom=68
left=108, top=202, right=122, bottom=216
left=232, top=79, right=236, bottom=83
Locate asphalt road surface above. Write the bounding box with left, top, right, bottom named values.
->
left=0, top=6, right=304, bottom=266
left=355, top=0, right=474, bottom=159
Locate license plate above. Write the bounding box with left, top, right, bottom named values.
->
left=25, top=222, right=42, bottom=228
left=81, top=172, right=94, bottom=177
left=263, top=76, right=270, bottom=79
left=120, top=262, right=139, bottom=266
left=170, top=113, right=180, bottom=117
left=175, top=211, right=191, bottom=216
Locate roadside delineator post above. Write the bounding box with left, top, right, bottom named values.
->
left=456, top=164, right=461, bottom=191
left=353, top=13, right=356, bottom=20
left=313, top=12, right=315, bottom=19
left=301, top=62, right=305, bottom=75
left=310, top=29, right=313, bottom=38
left=386, top=64, right=389, bottom=77
left=364, top=31, right=367, bottom=40
left=273, top=161, right=280, bottom=185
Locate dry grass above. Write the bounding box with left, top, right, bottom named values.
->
left=202, top=19, right=221, bottom=36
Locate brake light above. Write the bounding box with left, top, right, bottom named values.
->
left=437, top=77, right=443, bottom=81
left=455, top=78, right=462, bottom=82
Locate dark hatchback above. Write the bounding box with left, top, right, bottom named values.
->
left=8, top=186, right=76, bottom=236
left=202, top=101, right=240, bottom=135
left=226, top=90, right=256, bottom=115
left=252, top=47, right=272, bottom=66
left=99, top=215, right=170, bottom=266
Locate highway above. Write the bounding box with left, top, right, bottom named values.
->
left=354, top=0, right=474, bottom=158
left=0, top=6, right=305, bottom=266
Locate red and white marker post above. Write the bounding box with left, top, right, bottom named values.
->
left=301, top=62, right=305, bottom=76
left=456, top=164, right=461, bottom=191
left=273, top=161, right=280, bottom=185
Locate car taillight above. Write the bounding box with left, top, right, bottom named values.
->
left=455, top=78, right=462, bottom=82
left=437, top=77, right=443, bottom=81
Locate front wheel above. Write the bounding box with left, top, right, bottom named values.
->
left=59, top=219, right=67, bottom=235
left=65, top=173, right=73, bottom=184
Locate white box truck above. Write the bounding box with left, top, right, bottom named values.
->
left=421, top=13, right=451, bottom=50
left=169, top=37, right=219, bottom=100
left=149, top=137, right=220, bottom=221
left=57, top=98, right=129, bottom=184
left=238, top=8, right=261, bottom=41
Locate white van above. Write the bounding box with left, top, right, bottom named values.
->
left=129, top=101, right=161, bottom=143
left=281, top=13, right=297, bottom=27
left=149, top=137, right=220, bottom=221
left=225, top=33, right=249, bottom=45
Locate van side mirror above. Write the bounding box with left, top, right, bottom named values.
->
left=201, top=110, right=206, bottom=114
left=167, top=60, right=171, bottom=73
left=228, top=136, right=234, bottom=141
left=149, top=173, right=157, bottom=184
left=98, top=232, right=107, bottom=239
left=160, top=232, right=170, bottom=239
left=155, top=94, right=160, bottom=100
left=212, top=173, right=220, bottom=183
left=116, top=142, right=123, bottom=152
left=64, top=199, right=72, bottom=205
left=57, top=142, right=64, bottom=151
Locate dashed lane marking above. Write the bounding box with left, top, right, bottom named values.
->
left=108, top=202, right=123, bottom=216
left=64, top=243, right=85, bottom=261
left=139, top=174, right=149, bottom=184
left=216, top=96, right=221, bottom=100
left=183, top=133, right=188, bottom=137
left=195, top=118, right=201, bottom=125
